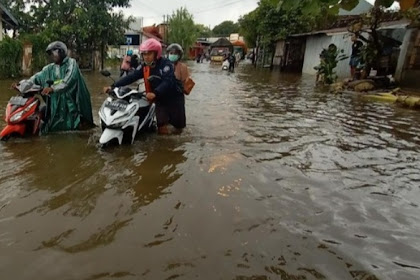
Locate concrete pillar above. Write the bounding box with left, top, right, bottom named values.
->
left=93, top=50, right=101, bottom=70
left=0, top=13, right=3, bottom=41
left=395, top=28, right=413, bottom=82
left=395, top=28, right=420, bottom=88
left=22, top=43, right=33, bottom=76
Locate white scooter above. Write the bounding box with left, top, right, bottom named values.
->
left=222, top=60, right=229, bottom=71
left=99, top=70, right=157, bottom=146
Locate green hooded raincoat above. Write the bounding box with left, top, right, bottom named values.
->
left=30, top=57, right=94, bottom=133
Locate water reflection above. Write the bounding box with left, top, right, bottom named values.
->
left=0, top=134, right=186, bottom=256
left=1, top=134, right=104, bottom=218
left=107, top=136, right=187, bottom=213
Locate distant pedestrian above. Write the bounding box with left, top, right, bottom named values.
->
left=130, top=54, right=139, bottom=69
left=349, top=34, right=363, bottom=80
left=235, top=52, right=241, bottom=67
left=228, top=53, right=236, bottom=72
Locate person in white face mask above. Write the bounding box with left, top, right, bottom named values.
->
left=166, top=43, right=195, bottom=96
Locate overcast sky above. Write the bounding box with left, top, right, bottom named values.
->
left=115, top=0, right=259, bottom=28
left=115, top=0, right=399, bottom=29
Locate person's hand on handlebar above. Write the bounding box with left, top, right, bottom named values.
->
left=146, top=92, right=156, bottom=102
left=42, top=87, right=54, bottom=95
left=102, top=86, right=112, bottom=95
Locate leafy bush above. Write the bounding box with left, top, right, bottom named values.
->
left=315, top=44, right=348, bottom=85
left=0, top=37, right=23, bottom=78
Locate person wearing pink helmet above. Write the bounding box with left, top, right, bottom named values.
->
left=103, top=38, right=185, bottom=134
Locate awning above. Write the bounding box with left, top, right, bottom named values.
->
left=0, top=2, right=19, bottom=28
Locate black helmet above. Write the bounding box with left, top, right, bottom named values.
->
left=167, top=43, right=184, bottom=59
left=46, top=41, right=68, bottom=59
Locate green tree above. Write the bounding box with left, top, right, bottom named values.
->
left=315, top=45, right=348, bottom=84
left=212, top=20, right=239, bottom=36
left=239, top=0, right=315, bottom=50
left=278, top=0, right=359, bottom=16
left=238, top=10, right=258, bottom=48
left=0, top=37, right=23, bottom=78
left=2, top=0, right=132, bottom=69
left=195, top=24, right=212, bottom=38
left=168, top=7, right=197, bottom=56
left=277, top=0, right=419, bottom=16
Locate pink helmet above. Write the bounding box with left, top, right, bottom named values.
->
left=139, top=38, right=162, bottom=59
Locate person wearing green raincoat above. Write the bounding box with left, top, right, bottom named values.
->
left=29, top=41, right=94, bottom=133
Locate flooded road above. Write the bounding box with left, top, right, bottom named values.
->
left=1, top=61, right=420, bottom=280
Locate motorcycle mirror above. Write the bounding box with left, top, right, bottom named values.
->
left=46, top=80, right=54, bottom=87
left=100, top=70, right=111, bottom=77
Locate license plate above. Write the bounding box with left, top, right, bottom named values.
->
left=105, top=100, right=127, bottom=111
left=10, top=96, right=28, bottom=106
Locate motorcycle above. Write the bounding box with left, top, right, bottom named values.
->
left=0, top=79, right=53, bottom=141
left=99, top=70, right=157, bottom=146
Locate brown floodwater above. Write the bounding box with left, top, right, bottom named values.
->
left=0, top=61, right=419, bottom=280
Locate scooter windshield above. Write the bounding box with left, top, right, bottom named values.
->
left=115, top=87, right=137, bottom=99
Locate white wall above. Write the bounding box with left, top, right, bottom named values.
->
left=302, top=33, right=353, bottom=78
left=107, top=46, right=140, bottom=58
left=331, top=34, right=353, bottom=78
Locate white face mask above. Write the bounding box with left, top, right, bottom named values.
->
left=168, top=54, right=179, bottom=62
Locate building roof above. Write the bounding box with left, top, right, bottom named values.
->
left=211, top=37, right=233, bottom=47
left=196, top=40, right=212, bottom=46
left=142, top=25, right=163, bottom=39
left=142, top=30, right=164, bottom=43
left=232, top=40, right=246, bottom=47
left=207, top=37, right=227, bottom=44
left=141, top=31, right=166, bottom=47
left=0, top=2, right=19, bottom=28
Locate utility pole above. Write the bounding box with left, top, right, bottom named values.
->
left=165, top=14, right=170, bottom=45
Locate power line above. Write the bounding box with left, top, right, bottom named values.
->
left=136, top=0, right=167, bottom=17
left=192, top=0, right=244, bottom=15
left=129, top=0, right=255, bottom=24
left=191, top=0, right=240, bottom=11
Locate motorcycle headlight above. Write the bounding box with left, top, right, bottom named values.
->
left=10, top=111, right=24, bottom=123
left=10, top=101, right=37, bottom=123
left=108, top=121, right=128, bottom=129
